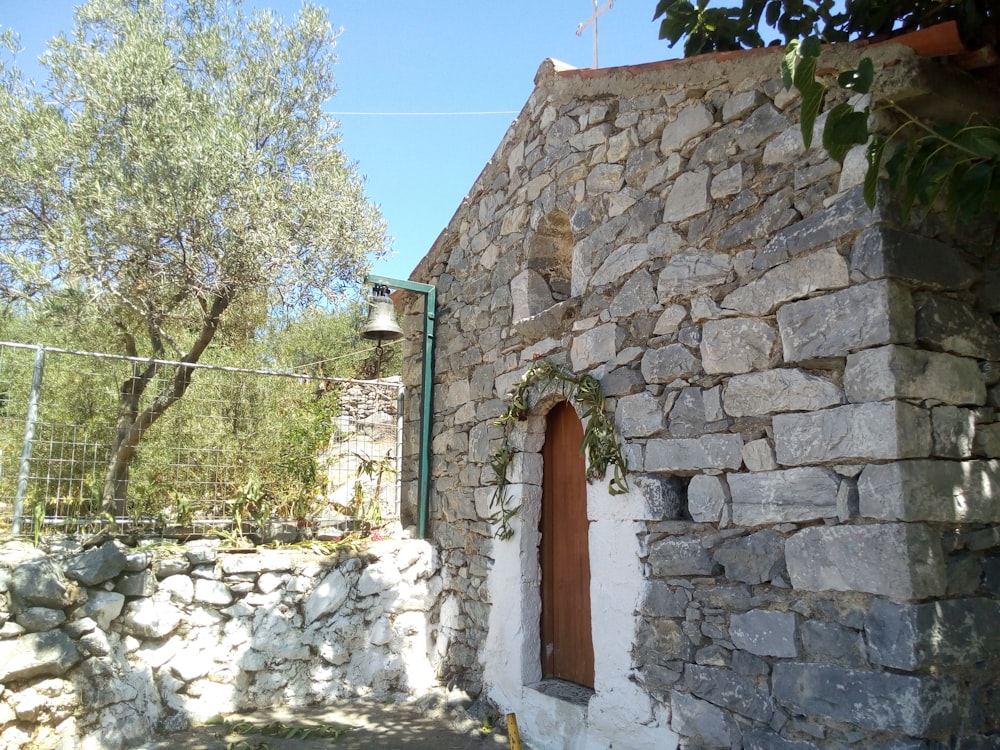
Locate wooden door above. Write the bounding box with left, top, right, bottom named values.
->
left=540, top=401, right=594, bottom=688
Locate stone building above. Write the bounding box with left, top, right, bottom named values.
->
left=397, top=31, right=1000, bottom=750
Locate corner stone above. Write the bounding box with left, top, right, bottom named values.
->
left=774, top=401, right=930, bottom=466
left=772, top=662, right=962, bottom=735
left=844, top=345, right=985, bottom=406
left=858, top=459, right=1000, bottom=523
left=777, top=280, right=914, bottom=362
left=785, top=523, right=946, bottom=599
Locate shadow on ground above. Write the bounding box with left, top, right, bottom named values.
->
left=132, top=699, right=514, bottom=750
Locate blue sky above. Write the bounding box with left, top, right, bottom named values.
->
left=3, top=1, right=680, bottom=282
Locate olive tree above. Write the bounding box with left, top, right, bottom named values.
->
left=0, top=0, right=387, bottom=513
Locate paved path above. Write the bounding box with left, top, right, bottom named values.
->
left=132, top=698, right=515, bottom=750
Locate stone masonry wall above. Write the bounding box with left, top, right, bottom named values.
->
left=0, top=537, right=446, bottom=749
left=400, top=42, right=1000, bottom=749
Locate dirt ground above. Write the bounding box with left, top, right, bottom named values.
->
left=131, top=694, right=517, bottom=750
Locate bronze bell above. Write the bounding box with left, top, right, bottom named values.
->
left=360, top=284, right=404, bottom=342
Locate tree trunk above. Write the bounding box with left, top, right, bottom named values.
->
left=102, top=291, right=231, bottom=518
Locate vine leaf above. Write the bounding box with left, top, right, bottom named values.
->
left=822, top=101, right=870, bottom=163
left=863, top=137, right=885, bottom=209
left=487, top=358, right=629, bottom=540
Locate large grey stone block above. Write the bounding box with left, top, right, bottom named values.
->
left=858, top=459, right=1000, bottom=523
left=0, top=630, right=82, bottom=682
left=700, top=318, right=778, bottom=374
left=774, top=401, right=931, bottom=466
left=777, top=279, right=914, bottom=362
left=729, top=467, right=840, bottom=525
left=645, top=434, right=744, bottom=472
left=64, top=543, right=129, bottom=586
left=730, top=609, right=797, bottom=657
left=785, top=523, right=946, bottom=598
left=10, top=558, right=75, bottom=609
left=866, top=597, right=1000, bottom=670
left=773, top=662, right=963, bottom=735
left=723, top=368, right=842, bottom=417
left=851, top=226, right=977, bottom=290
left=723, top=246, right=849, bottom=316
left=845, top=345, right=985, bottom=405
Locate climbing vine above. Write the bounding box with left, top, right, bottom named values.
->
left=488, top=357, right=629, bottom=541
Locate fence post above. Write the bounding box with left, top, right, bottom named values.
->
left=12, top=345, right=45, bottom=535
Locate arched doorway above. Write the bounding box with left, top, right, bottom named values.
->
left=540, top=401, right=594, bottom=688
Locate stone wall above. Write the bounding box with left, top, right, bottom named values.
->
left=0, top=536, right=446, bottom=749
left=400, top=40, right=1000, bottom=749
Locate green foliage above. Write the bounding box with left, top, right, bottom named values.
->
left=654, top=1, right=997, bottom=56
left=783, top=36, right=1000, bottom=221
left=489, top=358, right=628, bottom=541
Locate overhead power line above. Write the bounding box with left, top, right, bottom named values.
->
left=327, top=110, right=519, bottom=116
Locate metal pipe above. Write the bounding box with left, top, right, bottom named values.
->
left=13, top=345, right=46, bottom=535
left=364, top=274, right=436, bottom=539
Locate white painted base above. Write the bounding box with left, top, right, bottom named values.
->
left=482, top=410, right=679, bottom=750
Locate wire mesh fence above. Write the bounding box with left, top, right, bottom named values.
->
left=0, top=342, right=403, bottom=541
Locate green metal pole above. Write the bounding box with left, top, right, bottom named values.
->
left=364, top=275, right=436, bottom=538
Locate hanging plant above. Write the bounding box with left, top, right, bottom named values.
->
left=487, top=357, right=629, bottom=541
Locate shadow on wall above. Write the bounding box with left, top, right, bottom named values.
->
left=0, top=534, right=451, bottom=749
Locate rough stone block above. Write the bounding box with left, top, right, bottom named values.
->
left=657, top=251, right=731, bottom=300
left=785, top=523, right=946, bottom=599
left=800, top=621, right=866, bottom=667
left=866, top=597, right=1000, bottom=670
left=713, top=530, right=785, bottom=585
left=571, top=323, right=620, bottom=372
left=845, top=345, right=985, bottom=405
left=777, top=280, right=914, bottom=362
left=915, top=293, right=1000, bottom=361
left=722, top=246, right=849, bottom=316
left=669, top=690, right=736, bottom=747
left=850, top=226, right=977, bottom=290
left=661, top=103, right=714, bottom=153
left=774, top=401, right=931, bottom=466
left=730, top=609, right=797, bottom=657
left=742, top=438, right=778, bottom=471
left=688, top=474, right=730, bottom=523
left=755, top=187, right=881, bottom=272
left=772, top=663, right=963, bottom=735
left=729, top=467, right=840, bottom=525
left=931, top=406, right=976, bottom=458
left=646, top=434, right=744, bottom=472
left=724, top=368, right=842, bottom=417
left=685, top=665, right=773, bottom=722
left=663, top=169, right=710, bottom=222
left=858, top=459, right=1000, bottom=523
left=648, top=537, right=715, bottom=576
left=700, top=318, right=778, bottom=374
left=617, top=391, right=666, bottom=437
left=11, top=558, right=74, bottom=609
left=640, top=343, right=701, bottom=383
left=0, top=631, right=82, bottom=682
